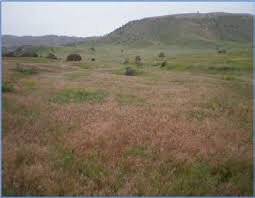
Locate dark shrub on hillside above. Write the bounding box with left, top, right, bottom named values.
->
left=20, top=51, right=38, bottom=57
left=3, top=46, right=38, bottom=57
left=135, top=56, right=141, bottom=65
left=218, top=49, right=226, bottom=54
left=2, top=82, right=14, bottom=93
left=66, top=54, right=82, bottom=61
left=3, top=51, right=15, bottom=57
left=90, top=47, right=95, bottom=51
left=125, top=67, right=136, bottom=76
left=15, top=63, right=38, bottom=75
left=161, top=61, right=167, bottom=67
left=158, top=52, right=165, bottom=58
left=91, top=58, right=95, bottom=61
left=46, top=53, right=58, bottom=60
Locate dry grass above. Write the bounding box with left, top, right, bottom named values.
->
left=2, top=48, right=252, bottom=196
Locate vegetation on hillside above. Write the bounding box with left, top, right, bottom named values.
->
left=2, top=12, right=252, bottom=196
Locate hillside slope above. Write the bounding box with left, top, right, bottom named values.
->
left=2, top=35, right=88, bottom=49
left=102, top=12, right=253, bottom=46
left=2, top=12, right=253, bottom=50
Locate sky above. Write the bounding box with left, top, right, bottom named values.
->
left=2, top=2, right=254, bottom=37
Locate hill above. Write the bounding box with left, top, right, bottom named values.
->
left=2, top=12, right=253, bottom=52
left=101, top=12, right=253, bottom=47
left=2, top=35, right=88, bottom=50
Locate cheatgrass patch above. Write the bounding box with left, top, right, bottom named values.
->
left=51, top=88, right=108, bottom=104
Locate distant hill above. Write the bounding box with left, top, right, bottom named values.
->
left=2, top=12, right=253, bottom=51
left=2, top=35, right=88, bottom=50
left=101, top=12, right=253, bottom=47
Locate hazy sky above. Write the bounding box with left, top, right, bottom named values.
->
left=2, top=2, right=254, bottom=37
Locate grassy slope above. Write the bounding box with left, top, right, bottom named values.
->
left=2, top=43, right=253, bottom=195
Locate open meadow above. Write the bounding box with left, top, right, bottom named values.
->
left=2, top=43, right=253, bottom=195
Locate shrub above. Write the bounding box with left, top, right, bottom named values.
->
left=66, top=54, right=82, bottom=61
left=223, top=75, right=235, bottom=81
left=90, top=47, right=95, bottom=52
left=161, top=61, right=167, bottom=67
left=158, top=52, right=165, bottom=58
left=15, top=64, right=38, bottom=75
left=2, top=82, right=14, bottom=93
left=218, top=49, right=226, bottom=54
left=46, top=53, right=57, bottom=60
left=125, top=67, right=136, bottom=76
left=91, top=58, right=95, bottom=61
left=20, top=51, right=38, bottom=57
left=2, top=51, right=15, bottom=57
left=135, top=56, right=141, bottom=65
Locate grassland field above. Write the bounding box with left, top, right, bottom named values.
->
left=2, top=43, right=253, bottom=195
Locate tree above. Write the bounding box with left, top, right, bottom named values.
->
left=46, top=53, right=57, bottom=60
left=135, top=56, right=141, bottom=65
left=158, top=52, right=165, bottom=58
left=66, top=54, right=82, bottom=61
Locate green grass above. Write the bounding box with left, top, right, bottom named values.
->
left=15, top=66, right=38, bottom=75
left=125, top=146, right=147, bottom=158
left=189, top=110, right=208, bottom=121
left=51, top=88, right=108, bottom=104
left=112, top=66, right=144, bottom=76
left=116, top=94, right=146, bottom=106
left=170, top=160, right=252, bottom=196
left=21, top=79, right=37, bottom=93
left=223, top=75, right=236, bottom=81
left=2, top=42, right=252, bottom=196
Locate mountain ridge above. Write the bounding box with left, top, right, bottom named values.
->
left=2, top=12, right=253, bottom=49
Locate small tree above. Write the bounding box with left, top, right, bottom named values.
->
left=218, top=49, right=226, bottom=54
left=125, top=67, right=136, bottom=76
left=66, top=54, right=82, bottom=61
left=20, top=51, right=38, bottom=57
left=135, top=56, right=141, bottom=65
left=3, top=51, right=15, bottom=57
left=161, top=61, right=167, bottom=67
left=158, top=52, right=165, bottom=58
left=91, top=58, right=95, bottom=61
left=46, top=53, right=57, bottom=60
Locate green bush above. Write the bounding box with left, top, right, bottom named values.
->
left=161, top=61, right=167, bottom=67
left=218, top=49, right=226, bottom=54
left=15, top=64, right=38, bottom=75
left=20, top=51, right=38, bottom=57
left=2, top=82, right=14, bottom=93
left=158, top=52, right=165, bottom=58
left=125, top=67, right=136, bottom=76
left=2, top=51, right=15, bottom=57
left=135, top=56, right=141, bottom=65
left=46, top=53, right=57, bottom=60
left=66, top=54, right=82, bottom=61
